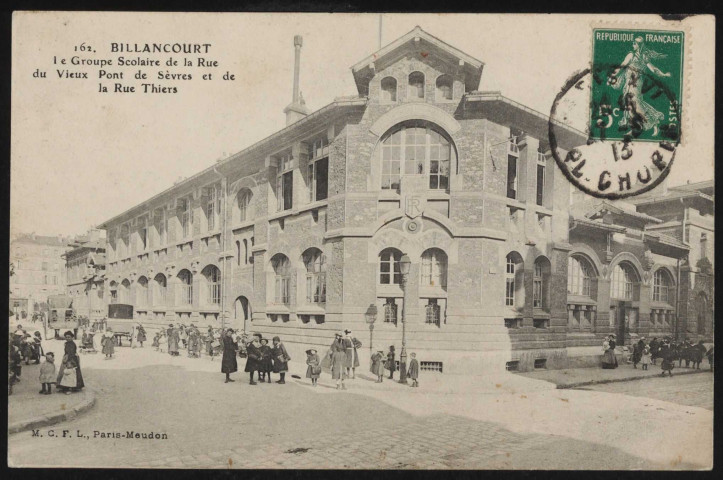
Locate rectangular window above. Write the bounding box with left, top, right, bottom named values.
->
left=425, top=299, right=441, bottom=326
left=275, top=277, right=290, bottom=304
left=384, top=298, right=398, bottom=324
left=205, top=184, right=221, bottom=231
left=139, top=216, right=148, bottom=251
left=507, top=154, right=518, bottom=199
left=309, top=139, right=329, bottom=202
left=180, top=197, right=192, bottom=238
left=536, top=163, right=545, bottom=206
left=276, top=153, right=294, bottom=212
left=534, top=358, right=547, bottom=369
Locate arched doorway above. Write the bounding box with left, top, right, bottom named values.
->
left=234, top=296, right=251, bottom=329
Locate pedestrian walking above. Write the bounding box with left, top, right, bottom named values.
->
left=632, top=338, right=645, bottom=368
left=342, top=330, right=361, bottom=379
left=179, top=325, right=188, bottom=349
left=407, top=352, right=420, bottom=387
left=38, top=352, right=56, bottom=395
left=31, top=331, right=44, bottom=364
left=136, top=324, right=147, bottom=348
left=660, top=338, right=675, bottom=377
left=152, top=331, right=161, bottom=350
left=258, top=338, right=273, bottom=383
left=272, top=336, right=291, bottom=384
left=705, top=345, right=714, bottom=372
left=649, top=337, right=660, bottom=365
left=641, top=345, right=651, bottom=370
left=245, top=334, right=263, bottom=385
left=169, top=325, right=180, bottom=356
left=602, top=335, right=618, bottom=369
left=101, top=329, right=115, bottom=358
left=330, top=334, right=347, bottom=390
left=56, top=331, right=85, bottom=393
left=221, top=329, right=238, bottom=383
left=370, top=350, right=385, bottom=383
left=386, top=345, right=397, bottom=379
left=306, top=349, right=321, bottom=386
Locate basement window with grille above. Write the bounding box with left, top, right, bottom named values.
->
left=534, top=358, right=547, bottom=369
left=420, top=361, right=443, bottom=373
left=504, top=318, right=522, bottom=329
left=505, top=360, right=520, bottom=371
left=533, top=318, right=549, bottom=329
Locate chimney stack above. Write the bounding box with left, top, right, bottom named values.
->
left=284, top=34, right=310, bottom=126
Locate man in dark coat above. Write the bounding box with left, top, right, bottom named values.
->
left=649, top=337, right=660, bottom=365
left=659, top=339, right=675, bottom=377
left=632, top=339, right=645, bottom=368
left=221, top=329, right=238, bottom=383
left=245, top=334, right=262, bottom=385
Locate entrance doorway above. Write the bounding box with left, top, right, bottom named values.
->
left=234, top=296, right=251, bottom=328
left=611, top=301, right=637, bottom=346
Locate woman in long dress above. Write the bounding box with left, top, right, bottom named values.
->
left=602, top=335, right=618, bottom=369
left=271, top=336, right=291, bottom=384
left=56, top=330, right=85, bottom=392
left=221, top=329, right=238, bottom=383
left=608, top=37, right=671, bottom=136
left=330, top=336, right=347, bottom=390
left=101, top=329, right=115, bottom=358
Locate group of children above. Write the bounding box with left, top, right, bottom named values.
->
left=300, top=346, right=421, bottom=388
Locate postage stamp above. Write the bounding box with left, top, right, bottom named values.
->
left=590, top=29, right=684, bottom=143
left=548, top=26, right=688, bottom=200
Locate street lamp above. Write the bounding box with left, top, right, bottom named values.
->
left=398, top=254, right=411, bottom=384
left=365, top=304, right=378, bottom=355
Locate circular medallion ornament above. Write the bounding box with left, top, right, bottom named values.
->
left=405, top=219, right=421, bottom=234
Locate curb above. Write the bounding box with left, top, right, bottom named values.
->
left=555, top=367, right=711, bottom=389
left=8, top=388, right=97, bottom=435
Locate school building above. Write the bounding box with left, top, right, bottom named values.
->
left=97, top=27, right=714, bottom=373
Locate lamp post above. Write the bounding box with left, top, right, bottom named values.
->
left=365, top=304, right=378, bottom=355
left=398, top=254, right=411, bottom=384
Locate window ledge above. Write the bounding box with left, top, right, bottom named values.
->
left=174, top=306, right=193, bottom=312
left=377, top=285, right=404, bottom=297
left=504, top=307, right=524, bottom=318
left=231, top=220, right=255, bottom=231
left=199, top=305, right=221, bottom=312
left=567, top=295, right=597, bottom=306
left=266, top=305, right=291, bottom=314
left=651, top=302, right=675, bottom=310
left=297, top=305, right=326, bottom=315
left=533, top=309, right=551, bottom=318
left=200, top=230, right=222, bottom=240
left=297, top=199, right=329, bottom=215
left=418, top=286, right=448, bottom=297
left=175, top=238, right=193, bottom=247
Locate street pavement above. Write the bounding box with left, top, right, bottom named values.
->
left=7, top=340, right=713, bottom=469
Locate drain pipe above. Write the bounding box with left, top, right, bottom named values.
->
left=212, top=165, right=227, bottom=331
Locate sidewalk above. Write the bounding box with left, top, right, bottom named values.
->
left=520, top=362, right=711, bottom=389
left=8, top=361, right=96, bottom=434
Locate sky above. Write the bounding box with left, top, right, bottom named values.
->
left=11, top=13, right=715, bottom=237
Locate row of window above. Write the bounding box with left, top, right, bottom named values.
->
left=379, top=72, right=453, bottom=103
left=567, top=254, right=675, bottom=303
left=507, top=135, right=549, bottom=207
left=109, top=265, right=220, bottom=308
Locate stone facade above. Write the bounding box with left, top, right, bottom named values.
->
left=97, top=27, right=714, bottom=374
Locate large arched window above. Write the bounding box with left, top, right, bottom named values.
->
left=177, top=269, right=193, bottom=306
left=271, top=254, right=291, bottom=304
left=153, top=274, right=166, bottom=306
left=380, top=122, right=453, bottom=191
left=381, top=76, right=397, bottom=103
left=505, top=252, right=525, bottom=309
left=120, top=279, right=131, bottom=304
left=421, top=248, right=447, bottom=288
left=436, top=74, right=453, bottom=100
left=610, top=262, right=639, bottom=300
left=237, top=189, right=252, bottom=222
left=136, top=276, right=149, bottom=308
left=568, top=255, right=594, bottom=296
left=379, top=248, right=402, bottom=285
left=202, top=265, right=221, bottom=305
left=652, top=268, right=674, bottom=303
left=303, top=248, right=326, bottom=304
left=408, top=71, right=425, bottom=99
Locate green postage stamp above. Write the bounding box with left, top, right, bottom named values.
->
left=590, top=29, right=684, bottom=143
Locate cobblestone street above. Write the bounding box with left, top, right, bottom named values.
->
left=578, top=371, right=714, bottom=411
left=7, top=343, right=713, bottom=469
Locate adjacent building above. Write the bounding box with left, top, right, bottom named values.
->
left=9, top=233, right=71, bottom=317
left=97, top=27, right=714, bottom=373
left=63, top=228, right=107, bottom=322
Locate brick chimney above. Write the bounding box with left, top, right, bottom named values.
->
left=283, top=35, right=310, bottom=126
